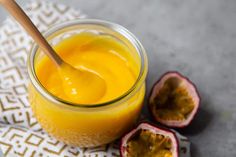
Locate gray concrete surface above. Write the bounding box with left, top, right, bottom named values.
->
left=1, top=0, right=236, bottom=156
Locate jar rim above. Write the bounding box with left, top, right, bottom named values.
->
left=28, top=19, right=148, bottom=108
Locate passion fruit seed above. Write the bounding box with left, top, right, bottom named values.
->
left=155, top=109, right=185, bottom=121
left=152, top=77, right=195, bottom=121
left=126, top=129, right=173, bottom=157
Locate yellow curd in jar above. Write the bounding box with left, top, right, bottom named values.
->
left=38, top=32, right=137, bottom=104
left=29, top=32, right=146, bottom=147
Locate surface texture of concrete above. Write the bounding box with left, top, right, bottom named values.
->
left=1, top=0, right=236, bottom=156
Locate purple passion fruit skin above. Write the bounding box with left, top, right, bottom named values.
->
left=120, top=122, right=178, bottom=157
left=149, top=72, right=200, bottom=128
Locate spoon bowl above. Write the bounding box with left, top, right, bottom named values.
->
left=59, top=63, right=106, bottom=104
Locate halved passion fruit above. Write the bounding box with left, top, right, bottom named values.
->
left=149, top=72, right=200, bottom=128
left=120, top=122, right=178, bottom=157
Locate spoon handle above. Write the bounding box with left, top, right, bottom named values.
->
left=0, top=0, right=62, bottom=65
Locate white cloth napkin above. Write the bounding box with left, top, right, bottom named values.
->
left=0, top=1, right=190, bottom=156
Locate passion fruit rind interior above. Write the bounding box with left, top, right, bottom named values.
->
left=152, top=77, right=195, bottom=121
left=126, top=129, right=173, bottom=157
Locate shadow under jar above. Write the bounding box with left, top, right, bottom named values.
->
left=28, top=19, right=148, bottom=147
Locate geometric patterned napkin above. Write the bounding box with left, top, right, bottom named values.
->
left=0, top=1, right=190, bottom=156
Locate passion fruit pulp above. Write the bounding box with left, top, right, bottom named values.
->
left=149, top=72, right=200, bottom=128
left=120, top=123, right=178, bottom=157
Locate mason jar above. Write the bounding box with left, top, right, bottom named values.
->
left=28, top=19, right=148, bottom=147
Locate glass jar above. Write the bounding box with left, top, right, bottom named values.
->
left=28, top=19, right=148, bottom=147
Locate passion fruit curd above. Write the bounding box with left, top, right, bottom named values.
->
left=36, top=32, right=136, bottom=104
